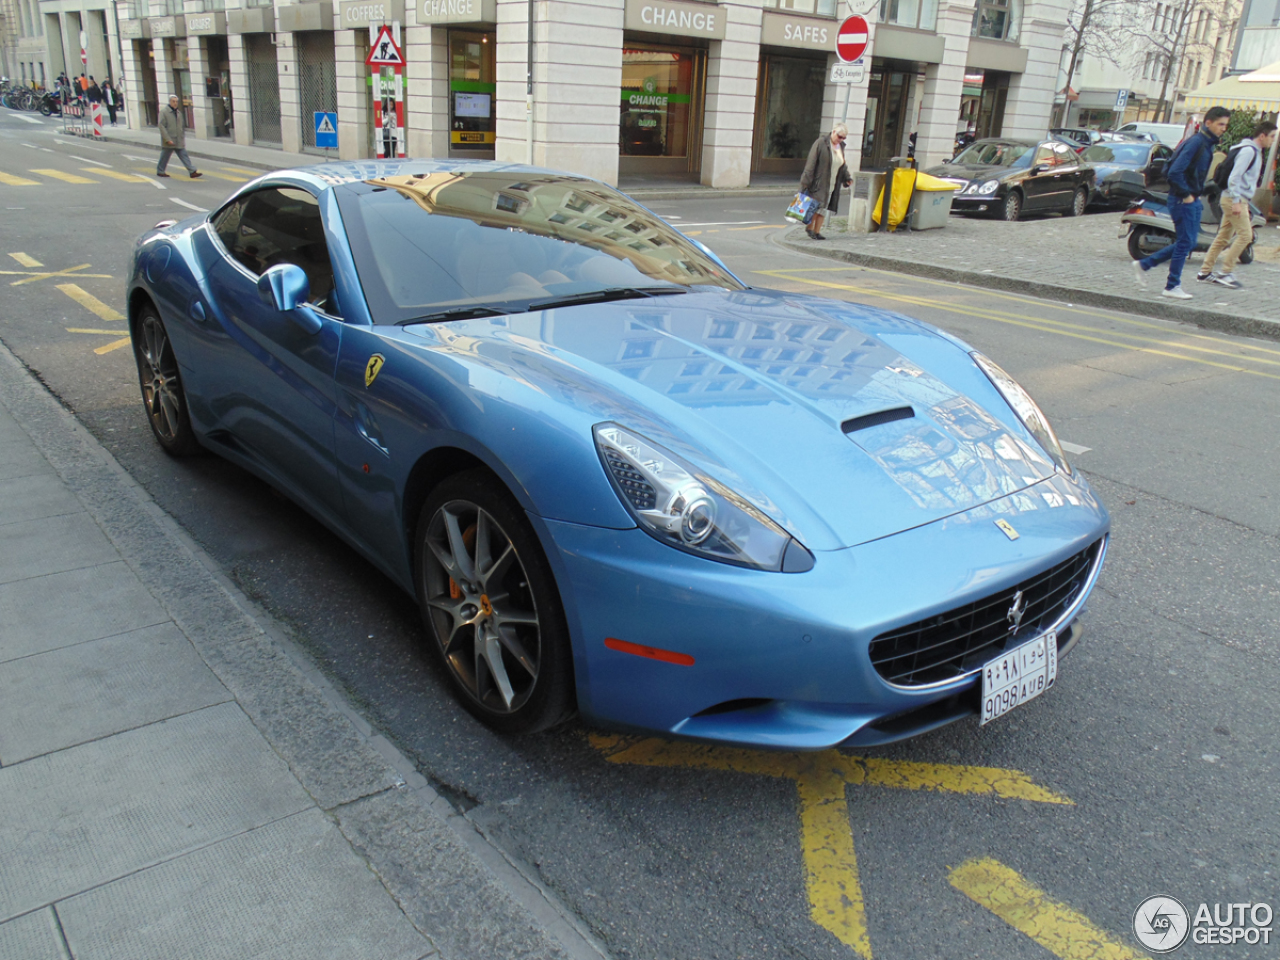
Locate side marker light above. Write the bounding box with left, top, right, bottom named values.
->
left=604, top=637, right=695, bottom=666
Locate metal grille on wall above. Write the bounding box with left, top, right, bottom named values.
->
left=297, top=32, right=337, bottom=153
left=245, top=33, right=281, bottom=145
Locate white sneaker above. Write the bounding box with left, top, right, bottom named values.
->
left=1132, top=260, right=1148, bottom=289
left=1161, top=286, right=1193, bottom=300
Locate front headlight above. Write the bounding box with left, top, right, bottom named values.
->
left=979, top=179, right=1000, bottom=195
left=593, top=423, right=814, bottom=572
left=970, top=353, right=1071, bottom=475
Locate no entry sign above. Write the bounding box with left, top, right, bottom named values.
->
left=835, top=15, right=869, bottom=63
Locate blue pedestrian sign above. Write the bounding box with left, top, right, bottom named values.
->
left=314, top=111, right=338, bottom=149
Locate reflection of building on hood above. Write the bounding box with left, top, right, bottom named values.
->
left=367, top=171, right=723, bottom=288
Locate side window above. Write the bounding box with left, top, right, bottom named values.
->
left=211, top=198, right=245, bottom=254
left=1053, top=143, right=1073, bottom=165
left=1033, top=145, right=1055, bottom=167
left=227, top=187, right=340, bottom=316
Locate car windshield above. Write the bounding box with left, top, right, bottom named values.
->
left=952, top=141, right=1033, bottom=168
left=334, top=171, right=743, bottom=324
left=1081, top=144, right=1151, bottom=165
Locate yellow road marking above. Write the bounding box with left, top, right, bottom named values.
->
left=198, top=170, right=250, bottom=182
left=755, top=269, right=1280, bottom=382
left=8, top=252, right=41, bottom=267
left=592, top=734, right=1072, bottom=957
left=57, top=283, right=124, bottom=321
left=0, top=171, right=40, bottom=186
left=66, top=328, right=125, bottom=334
left=30, top=168, right=97, bottom=184
left=684, top=230, right=703, bottom=236
left=214, top=164, right=262, bottom=176
left=761, top=263, right=1280, bottom=359
left=11, top=264, right=99, bottom=287
left=950, top=858, right=1151, bottom=960
left=82, top=167, right=149, bottom=182
left=93, top=337, right=133, bottom=355
left=728, top=224, right=790, bottom=231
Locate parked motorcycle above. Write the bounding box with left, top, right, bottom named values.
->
left=37, top=91, right=62, bottom=116
left=1120, top=188, right=1265, bottom=265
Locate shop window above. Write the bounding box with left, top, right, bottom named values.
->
left=761, top=57, right=825, bottom=160
left=878, top=0, right=938, bottom=32
left=971, top=0, right=1021, bottom=41
left=449, top=30, right=495, bottom=152
left=621, top=49, right=693, bottom=159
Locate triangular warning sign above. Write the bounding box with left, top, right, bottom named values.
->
left=317, top=114, right=336, bottom=134
left=365, top=26, right=404, bottom=67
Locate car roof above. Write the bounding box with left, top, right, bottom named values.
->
left=231, top=159, right=593, bottom=196
left=966, top=137, right=1040, bottom=147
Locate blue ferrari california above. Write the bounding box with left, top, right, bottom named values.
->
left=128, top=160, right=1108, bottom=748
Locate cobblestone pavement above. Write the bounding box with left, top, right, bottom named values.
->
left=783, top=209, right=1280, bottom=341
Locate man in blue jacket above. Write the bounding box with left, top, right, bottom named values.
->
left=1133, top=105, right=1231, bottom=300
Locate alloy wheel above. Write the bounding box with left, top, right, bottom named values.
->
left=137, top=315, right=185, bottom=444
left=422, top=501, right=542, bottom=714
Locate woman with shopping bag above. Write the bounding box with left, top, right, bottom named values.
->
left=798, top=124, right=853, bottom=240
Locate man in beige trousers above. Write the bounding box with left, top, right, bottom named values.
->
left=1197, top=120, right=1275, bottom=289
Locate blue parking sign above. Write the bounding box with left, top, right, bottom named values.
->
left=314, top=111, right=338, bottom=149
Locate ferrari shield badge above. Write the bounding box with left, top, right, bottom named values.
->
left=364, top=354, right=385, bottom=388
left=995, top=519, right=1020, bottom=541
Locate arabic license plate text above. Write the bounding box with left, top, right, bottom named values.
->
left=980, top=630, right=1057, bottom=726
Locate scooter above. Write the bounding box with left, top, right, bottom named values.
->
left=1120, top=187, right=1265, bottom=264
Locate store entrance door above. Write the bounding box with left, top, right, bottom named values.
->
left=862, top=61, right=912, bottom=170
left=752, top=53, right=825, bottom=177
left=449, top=29, right=495, bottom=159
left=974, top=70, right=1010, bottom=139
left=135, top=38, right=159, bottom=126
left=619, top=43, right=705, bottom=181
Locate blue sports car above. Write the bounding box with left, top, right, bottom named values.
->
left=128, top=160, right=1108, bottom=748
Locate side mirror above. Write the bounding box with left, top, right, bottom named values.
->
left=1033, top=163, right=1051, bottom=174
left=257, top=264, right=322, bottom=333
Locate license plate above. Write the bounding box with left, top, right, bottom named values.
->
left=980, top=630, right=1057, bottom=726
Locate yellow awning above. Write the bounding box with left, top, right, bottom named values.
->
left=1184, top=60, right=1280, bottom=112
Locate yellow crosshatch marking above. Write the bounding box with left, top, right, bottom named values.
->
left=0, top=171, right=40, bottom=186
left=30, top=169, right=97, bottom=184
left=950, top=859, right=1152, bottom=960
left=198, top=170, right=250, bottom=182
left=93, top=338, right=132, bottom=355
left=754, top=267, right=1280, bottom=381
left=8, top=252, right=42, bottom=267
left=591, top=734, right=1075, bottom=957
left=57, top=284, right=124, bottom=321
left=10, top=264, right=111, bottom=287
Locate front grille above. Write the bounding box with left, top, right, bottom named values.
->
left=869, top=539, right=1102, bottom=687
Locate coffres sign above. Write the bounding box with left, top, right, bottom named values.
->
left=624, top=0, right=726, bottom=39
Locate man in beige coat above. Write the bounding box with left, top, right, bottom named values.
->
left=157, top=95, right=202, bottom=179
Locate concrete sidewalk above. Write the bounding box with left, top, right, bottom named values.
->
left=0, top=341, right=604, bottom=959
left=778, top=210, right=1280, bottom=343
left=92, top=125, right=795, bottom=200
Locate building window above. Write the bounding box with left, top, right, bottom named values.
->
left=449, top=30, right=496, bottom=153
left=971, top=0, right=1020, bottom=41
left=878, top=0, right=938, bottom=32
left=621, top=48, right=695, bottom=160
left=762, top=0, right=838, bottom=18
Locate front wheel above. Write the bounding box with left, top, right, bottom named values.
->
left=415, top=470, right=576, bottom=735
left=1001, top=190, right=1023, bottom=222
left=133, top=308, right=201, bottom=456
left=39, top=101, right=52, bottom=116
left=1068, top=187, right=1088, bottom=217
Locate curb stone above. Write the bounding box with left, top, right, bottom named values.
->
left=776, top=227, right=1280, bottom=344
left=0, top=339, right=612, bottom=960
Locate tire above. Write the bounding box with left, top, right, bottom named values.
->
left=39, top=101, right=51, bottom=116
left=1001, top=190, right=1023, bottom=222
left=1240, top=242, right=1255, bottom=265
left=1127, top=227, right=1170, bottom=261
left=1068, top=187, right=1088, bottom=217
left=415, top=469, right=576, bottom=735
left=132, top=307, right=201, bottom=456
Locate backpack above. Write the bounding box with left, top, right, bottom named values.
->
left=1212, top=141, right=1259, bottom=190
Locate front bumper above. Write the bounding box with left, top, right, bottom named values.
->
left=544, top=469, right=1109, bottom=749
left=950, top=192, right=1001, bottom=214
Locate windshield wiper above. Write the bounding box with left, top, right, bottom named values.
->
left=400, top=306, right=508, bottom=325
left=526, top=286, right=688, bottom=311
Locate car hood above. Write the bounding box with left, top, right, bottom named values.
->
left=402, top=290, right=1057, bottom=550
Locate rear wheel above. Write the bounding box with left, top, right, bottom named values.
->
left=133, top=307, right=201, bottom=456
left=1001, top=190, right=1023, bottom=222
left=1068, top=186, right=1088, bottom=217
left=1240, top=231, right=1256, bottom=264
left=415, top=470, right=575, bottom=735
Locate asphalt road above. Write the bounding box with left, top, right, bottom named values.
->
left=2, top=110, right=1277, bottom=960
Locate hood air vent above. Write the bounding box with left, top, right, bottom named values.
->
left=841, top=406, right=914, bottom=435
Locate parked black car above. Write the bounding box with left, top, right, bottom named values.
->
left=926, top=138, right=1096, bottom=221
left=1080, top=140, right=1172, bottom=208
